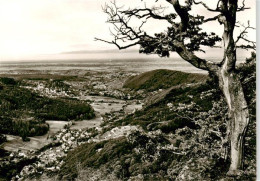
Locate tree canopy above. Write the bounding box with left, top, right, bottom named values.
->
left=96, top=0, right=255, bottom=72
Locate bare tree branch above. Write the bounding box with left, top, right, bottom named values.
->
left=121, top=6, right=177, bottom=25
left=95, top=1, right=149, bottom=50
left=204, top=14, right=221, bottom=23
left=192, top=0, right=221, bottom=12
left=236, top=44, right=256, bottom=50
left=235, top=21, right=255, bottom=44
left=94, top=37, right=140, bottom=50
left=235, top=21, right=256, bottom=50
left=96, top=0, right=223, bottom=72
left=237, top=0, right=251, bottom=11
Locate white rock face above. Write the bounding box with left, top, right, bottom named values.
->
left=91, top=126, right=141, bottom=142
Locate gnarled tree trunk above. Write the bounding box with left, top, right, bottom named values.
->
left=217, top=54, right=249, bottom=175
left=215, top=1, right=250, bottom=173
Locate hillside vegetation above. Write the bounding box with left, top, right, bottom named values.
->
left=123, top=69, right=208, bottom=91
left=0, top=78, right=95, bottom=141
left=60, top=56, right=255, bottom=180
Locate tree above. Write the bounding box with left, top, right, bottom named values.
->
left=96, top=0, right=256, bottom=175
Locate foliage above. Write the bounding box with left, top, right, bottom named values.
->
left=45, top=79, right=71, bottom=92
left=0, top=77, right=17, bottom=85
left=59, top=137, right=133, bottom=180
left=238, top=52, right=256, bottom=177
left=0, top=156, right=38, bottom=180
left=59, top=132, right=181, bottom=180
left=0, top=134, right=7, bottom=145
left=12, top=118, right=49, bottom=140
left=0, top=77, right=95, bottom=140
left=115, top=82, right=220, bottom=132
left=36, top=98, right=95, bottom=121
left=139, top=15, right=222, bottom=57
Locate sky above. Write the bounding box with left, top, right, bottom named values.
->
left=0, top=0, right=256, bottom=61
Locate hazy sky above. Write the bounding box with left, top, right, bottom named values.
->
left=0, top=0, right=256, bottom=61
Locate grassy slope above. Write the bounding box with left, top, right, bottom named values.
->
left=123, top=69, right=208, bottom=91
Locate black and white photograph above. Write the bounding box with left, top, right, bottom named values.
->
left=0, top=0, right=256, bottom=180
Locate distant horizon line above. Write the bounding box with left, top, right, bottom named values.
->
left=60, top=48, right=140, bottom=54
left=0, top=56, right=249, bottom=64
left=0, top=57, right=186, bottom=63
left=0, top=47, right=253, bottom=62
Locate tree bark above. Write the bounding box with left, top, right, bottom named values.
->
left=215, top=1, right=249, bottom=173
left=217, top=61, right=249, bottom=175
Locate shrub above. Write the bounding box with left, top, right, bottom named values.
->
left=59, top=137, right=133, bottom=180
left=36, top=98, right=95, bottom=121
left=0, top=77, right=17, bottom=85
left=0, top=134, right=7, bottom=144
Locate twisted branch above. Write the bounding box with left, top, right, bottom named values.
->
left=235, top=21, right=256, bottom=50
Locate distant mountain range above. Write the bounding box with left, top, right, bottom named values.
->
left=61, top=48, right=139, bottom=54
left=61, top=47, right=252, bottom=59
